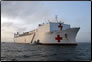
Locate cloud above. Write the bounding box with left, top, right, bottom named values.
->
left=1, top=22, right=27, bottom=42
left=1, top=1, right=50, bottom=24
left=1, top=22, right=26, bottom=32
left=1, top=1, right=51, bottom=42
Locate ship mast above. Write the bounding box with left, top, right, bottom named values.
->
left=55, top=15, right=64, bottom=24
left=48, top=19, right=50, bottom=23
left=47, top=16, right=50, bottom=23
left=55, top=15, right=58, bottom=23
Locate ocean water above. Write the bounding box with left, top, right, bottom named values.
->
left=1, top=42, right=91, bottom=61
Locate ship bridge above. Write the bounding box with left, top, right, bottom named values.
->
left=37, top=22, right=71, bottom=33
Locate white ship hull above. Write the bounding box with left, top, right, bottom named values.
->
left=14, top=27, right=80, bottom=45
left=34, top=27, right=80, bottom=45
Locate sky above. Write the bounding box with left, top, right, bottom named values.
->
left=1, top=1, right=91, bottom=42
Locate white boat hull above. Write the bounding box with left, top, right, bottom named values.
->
left=34, top=27, right=80, bottom=45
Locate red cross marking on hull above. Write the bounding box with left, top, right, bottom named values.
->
left=55, top=35, right=63, bottom=43
left=58, top=23, right=63, bottom=30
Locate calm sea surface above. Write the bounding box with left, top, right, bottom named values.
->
left=1, top=42, right=91, bottom=61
